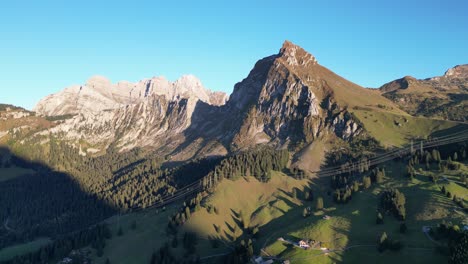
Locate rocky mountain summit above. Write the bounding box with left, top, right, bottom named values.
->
left=442, top=64, right=468, bottom=79
left=6, top=41, right=434, bottom=164
left=34, top=74, right=227, bottom=116
left=223, top=41, right=402, bottom=150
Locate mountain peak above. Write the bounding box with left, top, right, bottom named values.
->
left=278, top=40, right=317, bottom=66
left=443, top=64, right=468, bottom=78
left=175, top=74, right=203, bottom=87
left=86, top=75, right=112, bottom=88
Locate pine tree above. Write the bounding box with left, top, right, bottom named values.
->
left=378, top=232, right=388, bottom=252
left=400, top=223, right=407, bottom=234
left=449, top=231, right=468, bottom=264
left=252, top=227, right=259, bottom=238
left=376, top=212, right=384, bottom=224
left=185, top=206, right=191, bottom=220
left=304, top=189, right=311, bottom=201
left=149, top=251, right=157, bottom=264
left=353, top=181, right=359, bottom=192
left=363, top=176, right=371, bottom=189
left=316, top=197, right=324, bottom=211
left=303, top=208, right=308, bottom=218
left=171, top=236, right=178, bottom=248
left=375, top=168, right=384, bottom=184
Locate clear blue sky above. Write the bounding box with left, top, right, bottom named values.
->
left=1, top=0, right=467, bottom=110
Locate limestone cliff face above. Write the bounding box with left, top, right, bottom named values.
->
left=29, top=41, right=402, bottom=159
left=34, top=75, right=228, bottom=116
left=443, top=64, right=468, bottom=79
left=225, top=41, right=364, bottom=150
left=33, top=75, right=228, bottom=157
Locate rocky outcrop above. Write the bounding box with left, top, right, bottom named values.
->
left=223, top=41, right=374, bottom=150
left=34, top=75, right=227, bottom=116
left=443, top=64, right=468, bottom=79
left=380, top=65, right=468, bottom=121
left=32, top=74, right=229, bottom=159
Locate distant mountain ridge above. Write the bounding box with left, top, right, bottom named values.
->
left=34, top=74, right=228, bottom=116
left=380, top=64, right=468, bottom=122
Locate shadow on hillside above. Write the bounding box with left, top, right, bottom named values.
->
left=430, top=123, right=468, bottom=139
left=170, top=100, right=232, bottom=161
left=172, top=54, right=282, bottom=161
left=0, top=147, right=116, bottom=249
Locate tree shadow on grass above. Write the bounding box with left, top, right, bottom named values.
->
left=224, top=221, right=235, bottom=234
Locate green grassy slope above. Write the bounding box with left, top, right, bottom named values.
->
left=261, top=161, right=466, bottom=264
left=183, top=172, right=310, bottom=258
left=352, top=109, right=463, bottom=147
left=85, top=159, right=467, bottom=264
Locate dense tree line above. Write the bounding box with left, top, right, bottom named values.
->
left=167, top=193, right=203, bottom=229
left=223, top=239, right=254, bottom=264
left=330, top=166, right=384, bottom=205
left=429, top=221, right=468, bottom=263
left=0, top=150, right=116, bottom=248
left=449, top=231, right=468, bottom=264
left=149, top=240, right=201, bottom=264
left=330, top=157, right=374, bottom=190
left=380, top=188, right=406, bottom=220
left=0, top=224, right=111, bottom=264
left=202, top=147, right=289, bottom=189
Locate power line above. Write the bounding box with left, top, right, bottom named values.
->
left=131, top=129, right=468, bottom=212
left=61, top=129, right=468, bottom=234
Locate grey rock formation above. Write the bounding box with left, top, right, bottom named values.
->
left=31, top=41, right=397, bottom=160
left=34, top=75, right=227, bottom=116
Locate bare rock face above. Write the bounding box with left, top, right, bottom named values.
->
left=30, top=40, right=399, bottom=159
left=443, top=64, right=468, bottom=79
left=34, top=75, right=227, bottom=116
left=224, top=40, right=370, bottom=150
left=279, top=40, right=317, bottom=67
left=33, top=74, right=228, bottom=159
